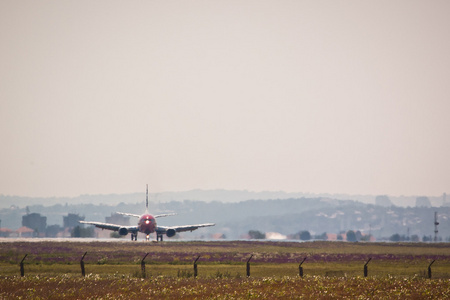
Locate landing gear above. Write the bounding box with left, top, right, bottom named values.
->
left=146, top=235, right=150, bottom=241
left=131, top=233, right=137, bottom=241
left=157, top=234, right=163, bottom=242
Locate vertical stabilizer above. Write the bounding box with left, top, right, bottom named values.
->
left=146, top=184, right=149, bottom=212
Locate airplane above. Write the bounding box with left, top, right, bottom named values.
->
left=80, top=185, right=215, bottom=241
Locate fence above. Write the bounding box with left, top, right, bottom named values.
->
left=15, top=253, right=441, bottom=279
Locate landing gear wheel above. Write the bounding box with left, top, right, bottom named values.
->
left=157, top=234, right=163, bottom=242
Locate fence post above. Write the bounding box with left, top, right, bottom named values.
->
left=141, top=253, right=149, bottom=278
left=428, top=260, right=435, bottom=279
left=80, top=252, right=87, bottom=277
left=20, top=254, right=28, bottom=277
left=364, top=258, right=372, bottom=277
left=299, top=257, right=307, bottom=277
left=246, top=255, right=253, bottom=277
left=194, top=255, right=200, bottom=278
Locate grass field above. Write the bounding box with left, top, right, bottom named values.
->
left=1, top=240, right=449, bottom=298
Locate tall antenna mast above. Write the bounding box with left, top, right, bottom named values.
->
left=434, top=211, right=439, bottom=242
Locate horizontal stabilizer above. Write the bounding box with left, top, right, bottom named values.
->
left=154, top=213, right=177, bottom=218
left=116, top=212, right=141, bottom=218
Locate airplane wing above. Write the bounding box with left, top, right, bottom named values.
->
left=79, top=221, right=138, bottom=233
left=157, top=223, right=215, bottom=233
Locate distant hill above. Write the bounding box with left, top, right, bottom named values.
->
left=1, top=189, right=448, bottom=209
left=0, top=190, right=306, bottom=209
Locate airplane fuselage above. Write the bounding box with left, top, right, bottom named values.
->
left=138, top=214, right=157, bottom=236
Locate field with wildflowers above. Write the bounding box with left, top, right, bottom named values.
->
left=1, top=275, right=450, bottom=299
left=0, top=240, right=449, bottom=298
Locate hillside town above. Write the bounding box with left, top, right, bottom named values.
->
left=0, top=194, right=448, bottom=242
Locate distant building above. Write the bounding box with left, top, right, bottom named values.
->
left=327, top=233, right=346, bottom=241
left=416, top=196, right=432, bottom=208
left=105, top=213, right=130, bottom=226
left=265, top=232, right=287, bottom=240
left=63, top=213, right=85, bottom=229
left=0, top=228, right=13, bottom=237
left=211, top=233, right=226, bottom=239
left=375, top=195, right=393, bottom=207
left=22, top=213, right=46, bottom=234
left=16, top=226, right=35, bottom=238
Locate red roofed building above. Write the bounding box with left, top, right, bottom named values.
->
left=16, top=226, right=35, bottom=238
left=0, top=228, right=13, bottom=238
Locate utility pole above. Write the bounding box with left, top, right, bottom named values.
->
left=434, top=212, right=439, bottom=242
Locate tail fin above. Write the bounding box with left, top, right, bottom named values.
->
left=146, top=184, right=149, bottom=212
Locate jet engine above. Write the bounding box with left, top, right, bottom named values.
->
left=118, top=227, right=128, bottom=236
left=166, top=228, right=176, bottom=238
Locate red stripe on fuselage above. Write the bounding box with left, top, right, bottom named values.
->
left=138, top=214, right=157, bottom=235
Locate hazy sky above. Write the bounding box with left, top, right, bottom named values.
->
left=1, top=1, right=449, bottom=198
